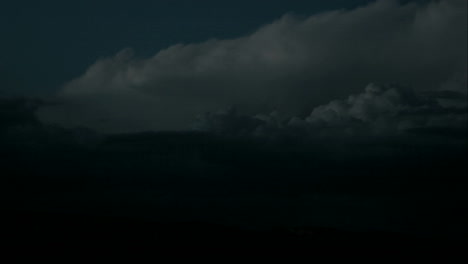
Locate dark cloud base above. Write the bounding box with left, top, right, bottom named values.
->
left=2, top=98, right=467, bottom=247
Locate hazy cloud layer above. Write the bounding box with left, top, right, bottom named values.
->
left=38, top=0, right=467, bottom=132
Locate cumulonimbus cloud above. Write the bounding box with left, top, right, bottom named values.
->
left=38, top=0, right=467, bottom=133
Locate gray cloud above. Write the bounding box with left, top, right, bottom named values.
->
left=38, top=0, right=467, bottom=132
left=0, top=97, right=100, bottom=149
left=195, top=83, right=467, bottom=140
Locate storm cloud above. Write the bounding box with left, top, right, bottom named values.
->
left=4, top=96, right=467, bottom=236
left=37, top=0, right=466, bottom=133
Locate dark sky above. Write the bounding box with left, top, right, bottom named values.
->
left=0, top=0, right=464, bottom=133
left=0, top=0, right=466, bottom=241
left=0, top=0, right=388, bottom=95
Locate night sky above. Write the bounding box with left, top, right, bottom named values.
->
left=1, top=0, right=467, bottom=249
left=1, top=0, right=382, bottom=95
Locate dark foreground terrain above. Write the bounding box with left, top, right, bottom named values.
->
left=4, top=209, right=467, bottom=251
left=1, top=126, right=467, bottom=251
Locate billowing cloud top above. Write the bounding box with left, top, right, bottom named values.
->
left=38, top=0, right=467, bottom=133
left=194, top=82, right=467, bottom=141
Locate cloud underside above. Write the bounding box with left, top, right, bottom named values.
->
left=2, top=96, right=467, bottom=235
left=38, top=0, right=467, bottom=134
